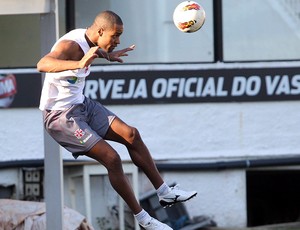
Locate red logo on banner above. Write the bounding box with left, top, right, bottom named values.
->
left=0, top=74, right=17, bottom=99
left=0, top=74, right=17, bottom=108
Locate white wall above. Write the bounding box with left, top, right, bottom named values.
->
left=163, top=170, right=247, bottom=227
left=0, top=108, right=44, bottom=161
left=1, top=100, right=300, bottom=227
left=3, top=100, right=299, bottom=161
left=107, top=101, right=300, bottom=161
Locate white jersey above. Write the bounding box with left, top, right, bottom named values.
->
left=39, top=29, right=92, bottom=111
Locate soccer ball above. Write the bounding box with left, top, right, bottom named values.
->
left=173, top=1, right=206, bottom=33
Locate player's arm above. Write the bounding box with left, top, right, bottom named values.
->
left=97, top=45, right=135, bottom=63
left=37, top=40, right=99, bottom=73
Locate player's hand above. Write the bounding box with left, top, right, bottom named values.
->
left=108, top=45, right=135, bottom=63
left=79, top=46, right=99, bottom=68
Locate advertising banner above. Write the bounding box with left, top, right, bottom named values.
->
left=0, top=73, right=41, bottom=108
left=1, top=66, right=300, bottom=108
left=85, top=67, right=300, bottom=105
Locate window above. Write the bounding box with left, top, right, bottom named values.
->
left=0, top=184, right=15, bottom=199
left=0, top=14, right=40, bottom=68
left=247, top=170, right=300, bottom=226
left=73, top=0, right=214, bottom=64
left=223, top=0, right=300, bottom=61
left=0, top=1, right=66, bottom=69
left=1, top=0, right=299, bottom=68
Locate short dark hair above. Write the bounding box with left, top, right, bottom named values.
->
left=94, top=10, right=123, bottom=30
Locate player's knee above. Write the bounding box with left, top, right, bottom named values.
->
left=106, top=152, right=122, bottom=170
left=126, top=126, right=141, bottom=146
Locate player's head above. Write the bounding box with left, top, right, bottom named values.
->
left=91, top=11, right=123, bottom=53
left=93, top=11, right=123, bottom=30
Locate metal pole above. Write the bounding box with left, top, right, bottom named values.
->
left=40, top=0, right=63, bottom=229
left=66, top=0, right=75, bottom=32
left=213, top=0, right=223, bottom=62
left=44, top=132, right=64, bottom=230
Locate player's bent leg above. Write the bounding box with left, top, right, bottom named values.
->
left=104, top=117, right=164, bottom=189
left=85, top=139, right=142, bottom=214
left=105, top=117, right=197, bottom=208
left=85, top=140, right=174, bottom=229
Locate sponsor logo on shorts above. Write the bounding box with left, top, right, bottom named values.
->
left=74, top=129, right=85, bottom=139
left=80, top=133, right=92, bottom=144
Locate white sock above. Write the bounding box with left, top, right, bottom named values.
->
left=134, top=209, right=152, bottom=226
left=156, top=182, right=171, bottom=197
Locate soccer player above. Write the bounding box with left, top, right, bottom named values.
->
left=37, top=10, right=197, bottom=230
